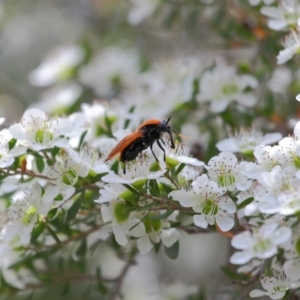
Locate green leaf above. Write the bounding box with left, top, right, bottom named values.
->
left=8, top=138, right=17, bottom=150
left=122, top=184, right=139, bottom=195
left=123, top=105, right=135, bottom=129
left=75, top=239, right=87, bottom=260
left=78, top=131, right=87, bottom=150
left=160, top=183, right=173, bottom=194
left=175, top=163, right=186, bottom=176
left=30, top=223, right=45, bottom=243
left=149, top=179, right=160, bottom=197
left=237, top=197, right=254, bottom=210
left=164, top=241, right=179, bottom=260
left=60, top=282, right=70, bottom=296
left=35, top=155, right=45, bottom=173
left=47, top=208, right=58, bottom=220
left=46, top=224, right=61, bottom=244
left=220, top=266, right=247, bottom=282
left=65, top=196, right=82, bottom=224
left=51, top=147, right=60, bottom=158
left=147, top=210, right=173, bottom=220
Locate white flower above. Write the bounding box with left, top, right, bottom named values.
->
left=169, top=174, right=236, bottom=232
left=28, top=45, right=84, bottom=87
left=249, top=0, right=274, bottom=6
left=166, top=142, right=204, bottom=167
left=102, top=150, right=167, bottom=184
left=137, top=215, right=180, bottom=254
left=46, top=150, right=89, bottom=200
left=9, top=108, right=71, bottom=151
left=250, top=268, right=300, bottom=299
left=78, top=145, right=109, bottom=174
left=1, top=184, right=59, bottom=245
left=216, top=128, right=282, bottom=155
left=127, top=0, right=159, bottom=25
left=257, top=166, right=300, bottom=215
left=207, top=152, right=252, bottom=191
left=268, top=67, right=293, bottom=93
left=197, top=64, right=258, bottom=113
left=99, top=200, right=145, bottom=246
left=80, top=102, right=117, bottom=143
left=243, top=145, right=281, bottom=180
left=230, top=222, right=292, bottom=264
left=0, top=129, right=26, bottom=168
left=277, top=30, right=300, bottom=64
left=261, top=1, right=300, bottom=31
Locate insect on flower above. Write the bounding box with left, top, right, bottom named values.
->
left=105, top=117, right=175, bottom=173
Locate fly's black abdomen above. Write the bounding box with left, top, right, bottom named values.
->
left=120, top=137, right=152, bottom=162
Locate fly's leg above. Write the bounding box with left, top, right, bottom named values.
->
left=150, top=143, right=159, bottom=162
left=156, top=139, right=166, bottom=161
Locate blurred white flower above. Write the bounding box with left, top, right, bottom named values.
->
left=30, top=83, right=83, bottom=114
left=28, top=45, right=84, bottom=87
left=127, top=0, right=159, bottom=25
left=268, top=67, right=293, bottom=93
left=249, top=0, right=274, bottom=6
left=230, top=221, right=292, bottom=264
left=277, top=30, right=300, bottom=64
left=79, top=47, right=140, bottom=97
left=261, top=1, right=300, bottom=31
left=216, top=128, right=282, bottom=155
left=197, top=64, right=258, bottom=113
left=250, top=268, right=300, bottom=299
left=0, top=129, right=26, bottom=168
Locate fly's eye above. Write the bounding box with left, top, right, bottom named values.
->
left=160, top=122, right=170, bottom=132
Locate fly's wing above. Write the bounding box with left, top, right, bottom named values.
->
left=105, top=130, right=144, bottom=161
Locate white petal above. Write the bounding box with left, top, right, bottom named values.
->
left=126, top=219, right=145, bottom=238
left=230, top=250, right=253, bottom=264
left=193, top=214, right=208, bottom=228
left=101, top=205, right=112, bottom=222
left=271, top=227, right=292, bottom=245
left=231, top=231, right=253, bottom=249
left=216, top=138, right=240, bottom=153
left=137, top=235, right=153, bottom=254
left=216, top=215, right=234, bottom=232
left=284, top=259, right=300, bottom=281
left=249, top=289, right=267, bottom=298
left=112, top=226, right=128, bottom=246
left=160, top=228, right=180, bottom=247
left=261, top=133, right=282, bottom=145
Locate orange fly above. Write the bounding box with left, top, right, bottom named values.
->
left=105, top=117, right=175, bottom=173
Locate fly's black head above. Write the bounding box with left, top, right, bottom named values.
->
left=160, top=117, right=175, bottom=149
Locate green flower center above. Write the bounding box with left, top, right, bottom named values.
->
left=222, top=84, right=238, bottom=96
left=202, top=199, right=218, bottom=215
left=253, top=239, right=271, bottom=253
left=114, top=202, right=130, bottom=223
left=22, top=206, right=38, bottom=225
left=35, top=129, right=53, bottom=144
left=218, top=174, right=236, bottom=187
left=62, top=169, right=77, bottom=185
left=294, top=156, right=300, bottom=169
left=143, top=218, right=162, bottom=234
